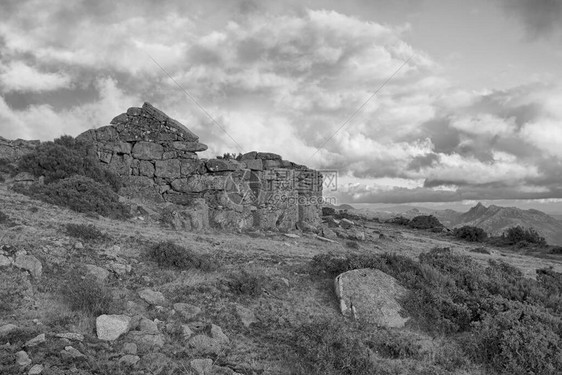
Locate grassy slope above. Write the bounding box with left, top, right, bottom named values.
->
left=1, top=183, right=561, bottom=374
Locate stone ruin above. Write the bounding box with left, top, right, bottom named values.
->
left=75, top=103, right=323, bottom=231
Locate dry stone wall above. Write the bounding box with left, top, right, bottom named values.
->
left=76, top=103, right=323, bottom=230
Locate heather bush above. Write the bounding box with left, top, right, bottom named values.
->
left=17, top=135, right=121, bottom=191
left=14, top=175, right=130, bottom=219
left=227, top=269, right=264, bottom=297
left=292, top=319, right=377, bottom=375
left=503, top=225, right=547, bottom=246
left=148, top=241, right=214, bottom=271
left=453, top=225, right=488, bottom=242
left=388, top=216, right=410, bottom=226
left=408, top=215, right=444, bottom=230
left=469, top=302, right=562, bottom=374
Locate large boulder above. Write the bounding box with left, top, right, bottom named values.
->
left=334, top=268, right=409, bottom=328
left=96, top=315, right=132, bottom=341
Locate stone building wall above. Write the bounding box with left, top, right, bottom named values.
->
left=76, top=103, right=323, bottom=230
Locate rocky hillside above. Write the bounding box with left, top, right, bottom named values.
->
left=1, top=184, right=561, bottom=374
left=434, top=202, right=562, bottom=246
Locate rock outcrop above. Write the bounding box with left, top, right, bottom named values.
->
left=0, top=136, right=39, bottom=162
left=335, top=268, right=409, bottom=328
left=76, top=102, right=323, bottom=231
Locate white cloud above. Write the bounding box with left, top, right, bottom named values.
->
left=0, top=61, right=71, bottom=92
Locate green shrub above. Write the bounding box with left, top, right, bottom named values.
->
left=504, top=226, right=547, bottom=246
left=469, top=302, right=562, bottom=374
left=148, top=241, right=213, bottom=271
left=453, top=226, right=488, bottom=242
left=65, top=223, right=108, bottom=242
left=388, top=216, right=410, bottom=226
left=227, top=269, right=263, bottom=297
left=17, top=135, right=121, bottom=191
left=292, top=319, right=377, bottom=375
left=14, top=175, right=130, bottom=219
left=409, top=215, right=444, bottom=230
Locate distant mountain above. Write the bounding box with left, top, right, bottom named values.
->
left=433, top=203, right=562, bottom=246
left=335, top=204, right=356, bottom=210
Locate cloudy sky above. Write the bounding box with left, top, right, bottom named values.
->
left=1, top=0, right=561, bottom=206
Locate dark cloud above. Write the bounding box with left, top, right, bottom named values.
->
left=498, top=0, right=562, bottom=39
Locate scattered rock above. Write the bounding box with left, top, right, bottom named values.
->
left=14, top=254, right=42, bottom=278
left=190, top=358, right=213, bottom=375
left=234, top=304, right=257, bottom=328
left=140, top=353, right=177, bottom=375
left=173, top=302, right=202, bottom=320
left=315, top=235, right=337, bottom=243
left=108, top=261, right=132, bottom=275
left=122, top=342, right=138, bottom=355
left=284, top=233, right=300, bottom=239
left=16, top=350, right=32, bottom=367
left=139, top=318, right=159, bottom=334
left=119, top=355, right=140, bottom=367
left=348, top=229, right=366, bottom=241
left=340, top=218, right=354, bottom=229
left=74, top=242, right=84, bottom=250
left=139, top=288, right=166, bottom=305
left=24, top=333, right=46, bottom=347
left=85, top=264, right=110, bottom=283
left=321, top=227, right=338, bottom=240
left=127, top=331, right=165, bottom=354
left=54, top=333, right=84, bottom=341
left=188, top=324, right=230, bottom=356
left=96, top=314, right=131, bottom=341
left=335, top=268, right=409, bottom=328
left=60, top=346, right=86, bottom=360
left=0, top=323, right=18, bottom=337
left=0, top=254, right=12, bottom=267
left=28, top=364, right=44, bottom=374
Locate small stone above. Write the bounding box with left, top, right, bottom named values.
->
left=108, top=262, right=132, bottom=275
left=16, top=350, right=31, bottom=367
left=122, top=342, right=137, bottom=355
left=24, top=333, right=45, bottom=347
left=28, top=364, right=43, bottom=374
left=119, top=355, right=140, bottom=366
left=85, top=264, right=110, bottom=283
left=54, top=333, right=84, bottom=341
left=139, top=318, right=159, bottom=334
left=14, top=254, right=42, bottom=278
left=139, top=289, right=166, bottom=305
left=181, top=324, right=193, bottom=339
left=0, top=324, right=18, bottom=337
left=74, top=242, right=84, bottom=250
left=284, top=233, right=300, bottom=239
left=340, top=218, right=354, bottom=229
left=96, top=315, right=131, bottom=341
left=234, top=304, right=257, bottom=328
left=173, top=303, right=201, bottom=320
left=190, top=358, right=213, bottom=375
left=0, top=254, right=12, bottom=267
left=61, top=346, right=85, bottom=359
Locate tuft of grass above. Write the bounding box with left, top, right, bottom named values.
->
left=148, top=241, right=214, bottom=271
left=65, top=223, right=108, bottom=242
left=60, top=270, right=113, bottom=316
left=345, top=240, right=359, bottom=249
left=227, top=269, right=264, bottom=297
left=0, top=268, right=29, bottom=312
